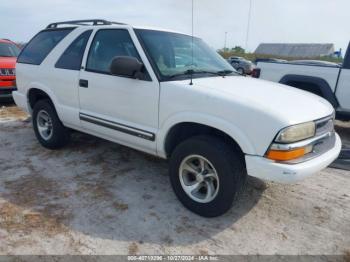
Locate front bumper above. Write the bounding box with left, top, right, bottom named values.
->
left=0, top=87, right=17, bottom=98
left=245, top=133, right=341, bottom=183
left=0, top=76, right=16, bottom=98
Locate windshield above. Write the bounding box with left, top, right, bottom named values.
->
left=135, top=29, right=235, bottom=81
left=0, top=42, right=20, bottom=57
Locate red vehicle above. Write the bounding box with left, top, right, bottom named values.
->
left=0, top=39, right=20, bottom=99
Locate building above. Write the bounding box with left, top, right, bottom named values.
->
left=254, top=43, right=335, bottom=58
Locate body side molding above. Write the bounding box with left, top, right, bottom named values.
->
left=79, top=113, right=155, bottom=141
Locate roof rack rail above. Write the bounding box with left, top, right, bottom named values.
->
left=46, top=19, right=126, bottom=29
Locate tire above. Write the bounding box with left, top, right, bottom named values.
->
left=169, top=135, right=247, bottom=217
left=32, top=99, right=70, bottom=149
left=237, top=68, right=244, bottom=75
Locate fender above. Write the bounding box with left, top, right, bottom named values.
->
left=157, top=112, right=256, bottom=158
left=25, top=82, right=82, bottom=129
left=25, top=82, right=64, bottom=120
left=279, top=74, right=339, bottom=108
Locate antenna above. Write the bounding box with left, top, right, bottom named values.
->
left=189, top=0, right=194, bottom=85
left=245, top=0, right=253, bottom=51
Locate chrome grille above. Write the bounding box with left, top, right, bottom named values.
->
left=315, top=115, right=334, bottom=136
left=0, top=68, right=16, bottom=76
left=285, top=132, right=336, bottom=164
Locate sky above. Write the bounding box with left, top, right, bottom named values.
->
left=0, top=0, right=349, bottom=53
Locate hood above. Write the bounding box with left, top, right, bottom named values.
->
left=0, top=57, right=16, bottom=68
left=184, top=76, right=334, bottom=125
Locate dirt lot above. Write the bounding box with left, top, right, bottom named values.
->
left=0, top=102, right=349, bottom=256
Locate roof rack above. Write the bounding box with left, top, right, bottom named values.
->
left=46, top=19, right=126, bottom=29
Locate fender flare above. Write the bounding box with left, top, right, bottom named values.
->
left=157, top=112, right=256, bottom=158
left=26, top=83, right=62, bottom=118
left=279, top=74, right=338, bottom=108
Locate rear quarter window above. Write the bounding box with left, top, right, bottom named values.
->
left=17, top=28, right=73, bottom=65
left=55, top=30, right=92, bottom=70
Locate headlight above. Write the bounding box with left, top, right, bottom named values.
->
left=266, top=121, right=316, bottom=161
left=275, top=122, right=316, bottom=143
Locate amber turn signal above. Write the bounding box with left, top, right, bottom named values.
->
left=267, top=148, right=306, bottom=161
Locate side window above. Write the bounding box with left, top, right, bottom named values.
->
left=86, top=29, right=141, bottom=74
left=17, top=28, right=73, bottom=65
left=55, top=30, right=92, bottom=70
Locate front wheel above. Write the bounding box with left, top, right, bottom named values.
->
left=169, top=136, right=247, bottom=217
left=237, top=68, right=244, bottom=75
left=32, top=99, right=70, bottom=149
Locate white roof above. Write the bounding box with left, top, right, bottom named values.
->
left=48, top=24, right=187, bottom=35
left=46, top=19, right=193, bottom=36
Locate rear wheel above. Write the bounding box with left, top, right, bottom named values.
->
left=169, top=135, right=247, bottom=217
left=32, top=99, right=70, bottom=149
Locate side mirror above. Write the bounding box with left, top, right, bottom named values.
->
left=110, top=56, right=144, bottom=79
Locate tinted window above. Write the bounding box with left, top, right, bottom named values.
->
left=18, top=28, right=73, bottom=65
left=86, top=29, right=141, bottom=74
left=0, top=42, right=20, bottom=57
left=55, top=30, right=92, bottom=70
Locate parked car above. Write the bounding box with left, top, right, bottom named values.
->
left=0, top=39, right=20, bottom=99
left=257, top=43, right=350, bottom=120
left=13, top=20, right=341, bottom=217
left=227, top=56, right=255, bottom=75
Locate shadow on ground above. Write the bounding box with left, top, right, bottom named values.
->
left=0, top=98, right=15, bottom=106
left=0, top=121, right=266, bottom=246
left=331, top=123, right=350, bottom=171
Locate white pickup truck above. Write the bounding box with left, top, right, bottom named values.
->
left=257, top=43, right=350, bottom=120
left=13, top=20, right=341, bottom=217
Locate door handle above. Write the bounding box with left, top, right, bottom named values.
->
left=79, top=79, right=88, bottom=88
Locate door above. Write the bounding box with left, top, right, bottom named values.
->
left=78, top=28, right=159, bottom=154
left=335, top=47, right=350, bottom=111
left=52, top=29, right=93, bottom=127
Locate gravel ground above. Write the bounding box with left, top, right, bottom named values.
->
left=0, top=102, right=349, bottom=256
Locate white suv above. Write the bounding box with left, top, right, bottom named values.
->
left=13, top=20, right=341, bottom=217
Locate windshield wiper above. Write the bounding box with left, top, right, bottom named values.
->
left=216, top=70, right=235, bottom=76
left=166, top=69, right=234, bottom=80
